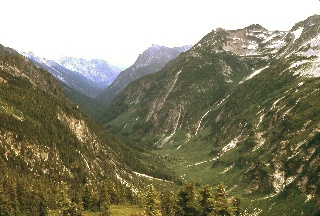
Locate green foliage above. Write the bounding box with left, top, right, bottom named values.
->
left=58, top=182, right=81, bottom=216
left=212, top=182, right=232, bottom=215
left=175, top=181, right=201, bottom=215
left=99, top=181, right=111, bottom=216
left=145, top=185, right=161, bottom=216
left=160, top=190, right=175, bottom=216
left=144, top=182, right=241, bottom=216
left=199, top=185, right=214, bottom=216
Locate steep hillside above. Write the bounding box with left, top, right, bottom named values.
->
left=103, top=15, right=320, bottom=215
left=96, top=44, right=191, bottom=106
left=103, top=28, right=270, bottom=145
left=0, top=44, right=176, bottom=214
left=0, top=44, right=129, bottom=184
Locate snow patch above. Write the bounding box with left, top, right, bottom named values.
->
left=216, top=95, right=230, bottom=107
left=220, top=164, right=234, bottom=174
left=272, top=163, right=285, bottom=194
left=305, top=194, right=314, bottom=202
left=293, top=60, right=320, bottom=78
left=292, top=27, right=304, bottom=42
left=241, top=65, right=269, bottom=83
left=222, top=137, right=240, bottom=153
left=271, top=96, right=285, bottom=110
left=161, top=132, right=175, bottom=146
left=195, top=110, right=211, bottom=135
left=252, top=132, right=266, bottom=152
left=256, top=113, right=265, bottom=129
left=133, top=171, right=173, bottom=183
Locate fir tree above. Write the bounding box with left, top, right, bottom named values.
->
left=199, top=185, right=214, bottom=216
left=145, top=184, right=161, bottom=216
left=99, top=181, right=111, bottom=216
left=175, top=181, right=200, bottom=216
left=160, top=190, right=175, bottom=216
left=231, top=197, right=241, bottom=216
left=213, top=182, right=230, bottom=216
left=58, top=182, right=80, bottom=216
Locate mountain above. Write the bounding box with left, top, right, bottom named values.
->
left=57, top=56, right=122, bottom=92
left=95, top=44, right=191, bottom=105
left=1, top=43, right=127, bottom=188
left=0, top=44, right=176, bottom=214
left=102, top=15, right=320, bottom=215
left=22, top=52, right=102, bottom=97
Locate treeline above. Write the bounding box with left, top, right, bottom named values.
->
left=1, top=163, right=241, bottom=216
left=144, top=181, right=241, bottom=216
left=0, top=162, right=141, bottom=216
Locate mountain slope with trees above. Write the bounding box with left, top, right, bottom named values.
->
left=0, top=44, right=179, bottom=214
left=102, top=15, right=320, bottom=215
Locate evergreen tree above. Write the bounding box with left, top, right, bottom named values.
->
left=2, top=176, right=18, bottom=216
left=145, top=184, right=161, bottom=216
left=175, top=181, right=200, bottom=216
left=100, top=201, right=111, bottom=216
left=58, top=182, right=80, bottom=216
left=0, top=178, right=8, bottom=215
left=199, top=185, right=214, bottom=216
left=213, top=182, right=230, bottom=216
left=231, top=197, right=241, bottom=216
left=160, top=190, right=175, bottom=216
left=100, top=181, right=111, bottom=216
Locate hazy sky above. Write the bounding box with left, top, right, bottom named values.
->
left=1, top=0, right=319, bottom=67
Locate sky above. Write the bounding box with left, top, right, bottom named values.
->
left=1, top=0, right=319, bottom=68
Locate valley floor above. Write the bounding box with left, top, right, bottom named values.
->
left=48, top=205, right=144, bottom=216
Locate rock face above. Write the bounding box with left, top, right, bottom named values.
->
left=103, top=15, right=320, bottom=214
left=96, top=44, right=191, bottom=105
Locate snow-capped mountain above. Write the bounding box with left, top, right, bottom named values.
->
left=56, top=57, right=122, bottom=90
left=21, top=52, right=101, bottom=97
left=96, top=44, right=191, bottom=105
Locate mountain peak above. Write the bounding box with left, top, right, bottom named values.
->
left=291, top=14, right=320, bottom=30
left=56, top=56, right=122, bottom=90
left=244, top=24, right=268, bottom=31
left=133, top=44, right=191, bottom=69
left=96, top=45, right=191, bottom=104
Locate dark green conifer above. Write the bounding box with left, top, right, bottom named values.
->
left=160, top=190, right=175, bottom=216
left=199, top=185, right=214, bottom=216
left=145, top=184, right=161, bottom=216
left=175, top=181, right=200, bottom=216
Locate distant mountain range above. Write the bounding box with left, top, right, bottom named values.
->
left=22, top=52, right=122, bottom=97
left=96, top=44, right=191, bottom=105
left=57, top=56, right=122, bottom=90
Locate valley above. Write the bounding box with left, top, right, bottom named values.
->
left=0, top=14, right=320, bottom=215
